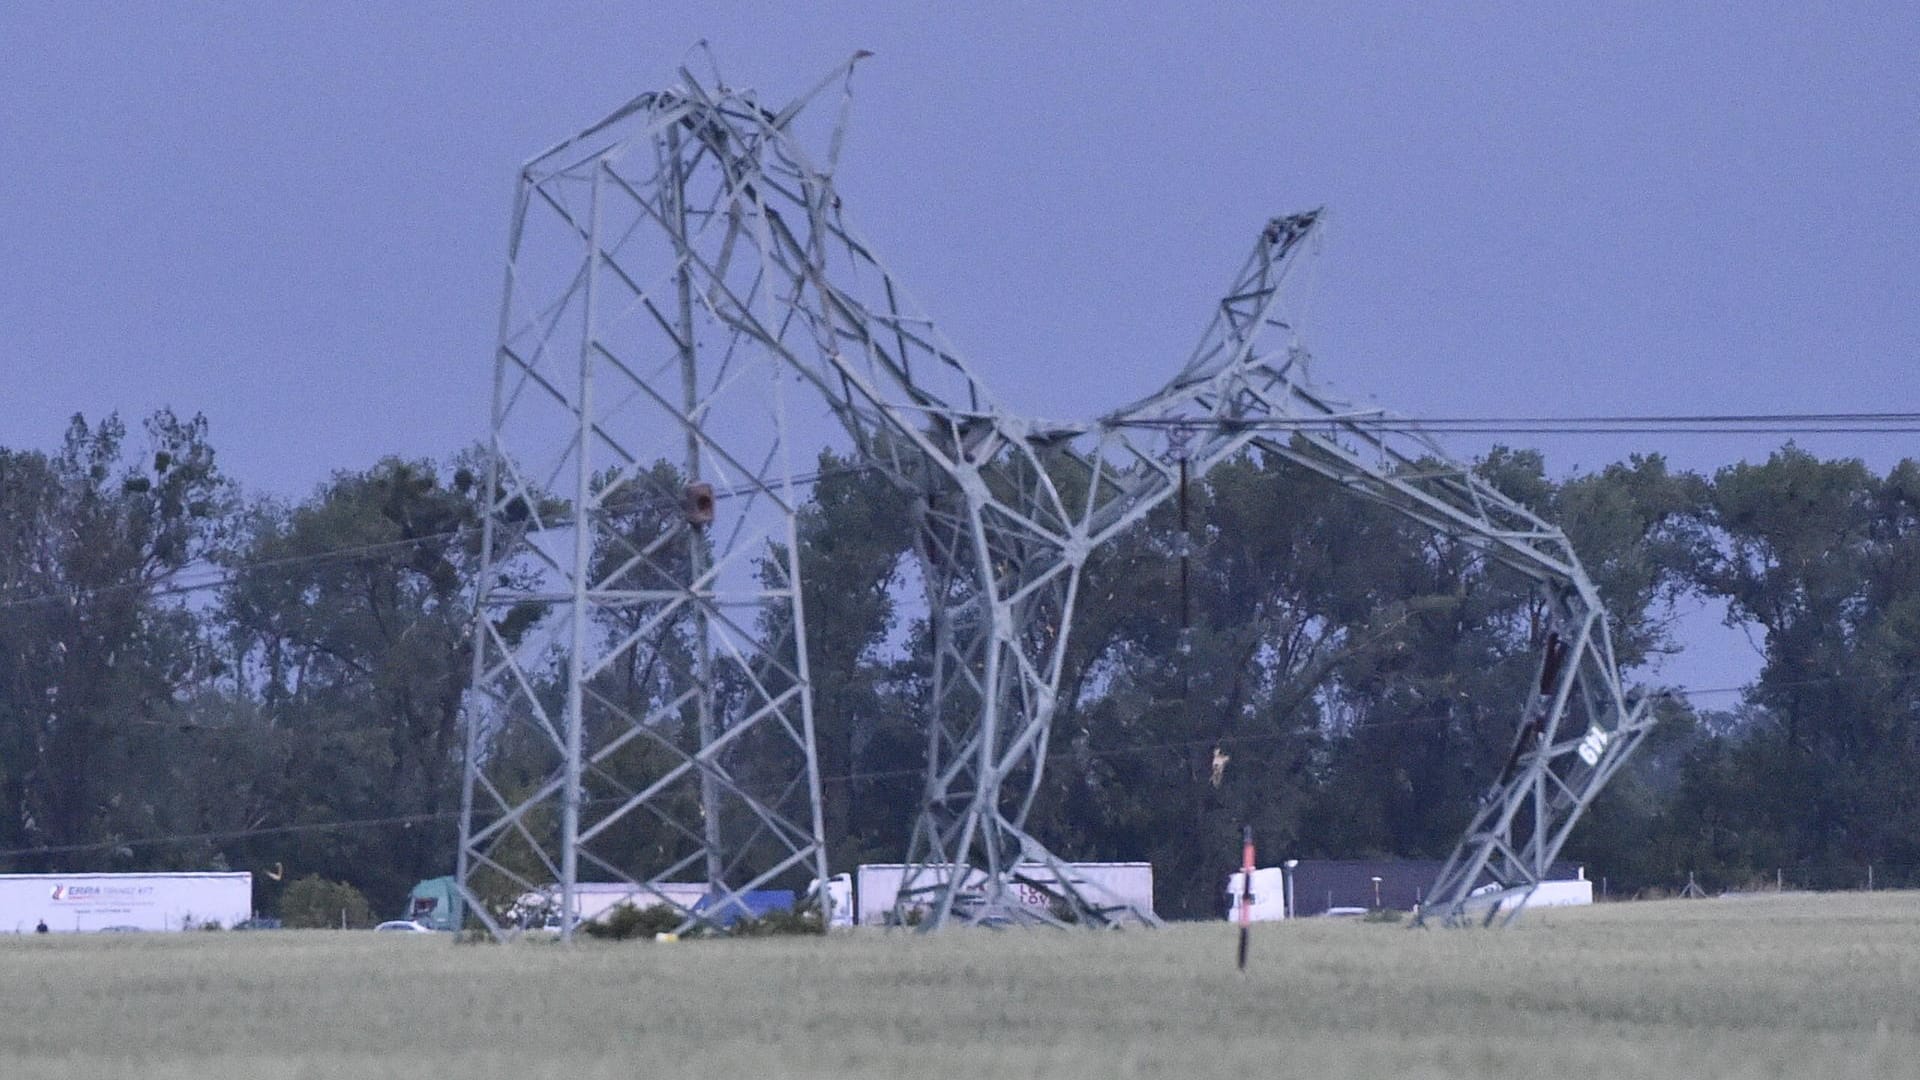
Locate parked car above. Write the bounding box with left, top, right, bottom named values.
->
left=372, top=920, right=435, bottom=933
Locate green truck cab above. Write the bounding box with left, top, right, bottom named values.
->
left=404, top=876, right=461, bottom=931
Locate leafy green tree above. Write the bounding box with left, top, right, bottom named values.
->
left=14, top=395, right=1918, bottom=912
left=1033, top=452, right=1442, bottom=916
left=1551, top=453, right=1714, bottom=668
left=1680, top=448, right=1920, bottom=886
left=1532, top=450, right=1713, bottom=881
left=279, top=874, right=373, bottom=928
left=0, top=411, right=229, bottom=869
left=217, top=458, right=486, bottom=911
left=786, top=453, right=917, bottom=866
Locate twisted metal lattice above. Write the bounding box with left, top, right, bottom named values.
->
left=459, top=56, right=1653, bottom=935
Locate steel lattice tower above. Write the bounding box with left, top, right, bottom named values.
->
left=459, top=55, right=1655, bottom=935
left=455, top=63, right=844, bottom=939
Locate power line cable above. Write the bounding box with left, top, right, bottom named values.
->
left=3, top=411, right=1912, bottom=613
left=0, top=463, right=878, bottom=613
left=1113, top=413, right=1920, bottom=436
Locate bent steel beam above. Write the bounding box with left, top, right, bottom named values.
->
left=459, top=57, right=1652, bottom=934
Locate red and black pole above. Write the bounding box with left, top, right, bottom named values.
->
left=1237, top=824, right=1254, bottom=972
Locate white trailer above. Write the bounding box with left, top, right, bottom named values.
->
left=575, top=882, right=708, bottom=922
left=1484, top=878, right=1595, bottom=915
left=515, top=882, right=709, bottom=926
left=1224, top=867, right=1289, bottom=922
left=0, top=872, right=252, bottom=933
left=852, top=862, right=1154, bottom=926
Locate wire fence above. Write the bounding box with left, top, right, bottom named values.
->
left=1597, top=863, right=1920, bottom=900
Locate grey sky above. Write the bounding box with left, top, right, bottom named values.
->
left=4, top=3, right=1915, bottom=689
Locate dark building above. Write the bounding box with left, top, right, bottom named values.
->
left=1283, top=859, right=1583, bottom=916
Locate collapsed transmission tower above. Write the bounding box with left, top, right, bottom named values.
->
left=458, top=55, right=1654, bottom=935
left=455, top=62, right=844, bottom=939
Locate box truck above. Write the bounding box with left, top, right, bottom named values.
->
left=0, top=872, right=252, bottom=933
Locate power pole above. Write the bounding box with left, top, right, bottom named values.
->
left=458, top=56, right=1655, bottom=934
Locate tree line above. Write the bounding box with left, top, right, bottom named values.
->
left=2, top=411, right=1916, bottom=919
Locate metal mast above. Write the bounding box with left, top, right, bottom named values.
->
left=457, top=65, right=834, bottom=939
left=1097, top=217, right=1659, bottom=927
left=459, top=56, right=1654, bottom=934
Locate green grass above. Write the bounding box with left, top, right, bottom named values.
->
left=3, top=892, right=1918, bottom=1078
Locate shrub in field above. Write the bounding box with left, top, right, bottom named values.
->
left=579, top=901, right=824, bottom=940
left=279, top=876, right=374, bottom=929
left=731, top=905, right=825, bottom=937
left=580, top=903, right=684, bottom=941
left=1362, top=908, right=1403, bottom=924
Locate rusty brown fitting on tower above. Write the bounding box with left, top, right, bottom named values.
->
left=683, top=482, right=716, bottom=527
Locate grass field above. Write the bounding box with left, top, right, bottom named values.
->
left=2, top=892, right=1917, bottom=1079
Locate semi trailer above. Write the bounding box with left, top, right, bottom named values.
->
left=0, top=872, right=252, bottom=933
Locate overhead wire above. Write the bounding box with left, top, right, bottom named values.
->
left=1111, top=411, right=1920, bottom=435
left=5, top=409, right=1914, bottom=615
left=0, top=463, right=879, bottom=613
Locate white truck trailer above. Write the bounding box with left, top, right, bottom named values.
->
left=851, top=862, right=1155, bottom=926
left=1482, top=877, right=1595, bottom=914
left=508, top=882, right=712, bottom=928
left=1226, top=863, right=1595, bottom=920
left=1224, top=867, right=1289, bottom=922
left=0, top=872, right=252, bottom=933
